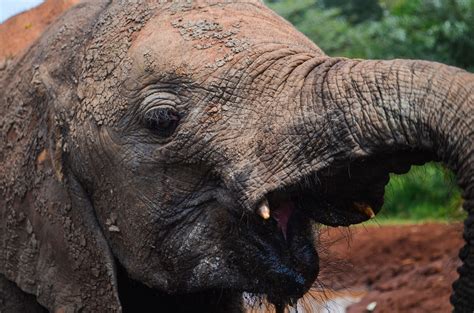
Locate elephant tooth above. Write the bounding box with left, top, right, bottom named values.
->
left=257, top=199, right=271, bottom=220
left=354, top=202, right=375, bottom=219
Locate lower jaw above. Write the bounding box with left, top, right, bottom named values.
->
left=117, top=265, right=308, bottom=313
left=116, top=217, right=319, bottom=311
left=246, top=245, right=319, bottom=303
left=117, top=262, right=245, bottom=313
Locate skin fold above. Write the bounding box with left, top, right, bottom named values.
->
left=0, top=1, right=472, bottom=312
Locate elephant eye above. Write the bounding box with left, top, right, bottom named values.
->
left=142, top=106, right=180, bottom=138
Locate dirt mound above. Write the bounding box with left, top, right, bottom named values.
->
left=318, top=223, right=463, bottom=312
left=0, top=0, right=78, bottom=62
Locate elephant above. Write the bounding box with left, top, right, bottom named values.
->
left=0, top=0, right=472, bottom=312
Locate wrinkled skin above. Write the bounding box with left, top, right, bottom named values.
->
left=0, top=1, right=473, bottom=312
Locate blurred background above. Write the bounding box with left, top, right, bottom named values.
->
left=0, top=0, right=43, bottom=23
left=266, top=0, right=474, bottom=223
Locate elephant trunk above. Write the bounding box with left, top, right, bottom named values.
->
left=308, top=58, right=473, bottom=312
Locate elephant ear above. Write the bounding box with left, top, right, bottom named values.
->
left=0, top=1, right=122, bottom=311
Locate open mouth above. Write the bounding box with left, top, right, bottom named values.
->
left=245, top=150, right=433, bottom=308
left=258, top=150, right=433, bottom=229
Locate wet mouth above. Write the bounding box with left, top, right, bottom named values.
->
left=243, top=192, right=318, bottom=305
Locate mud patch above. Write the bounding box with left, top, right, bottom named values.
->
left=319, top=223, right=463, bottom=312
left=171, top=17, right=248, bottom=69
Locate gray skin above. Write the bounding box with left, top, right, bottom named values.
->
left=0, top=1, right=473, bottom=312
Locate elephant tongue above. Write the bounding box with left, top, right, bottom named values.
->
left=272, top=200, right=295, bottom=240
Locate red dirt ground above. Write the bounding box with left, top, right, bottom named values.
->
left=318, top=223, right=464, bottom=312
left=1, top=4, right=466, bottom=313
left=0, top=0, right=78, bottom=63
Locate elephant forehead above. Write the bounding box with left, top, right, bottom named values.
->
left=74, top=2, right=322, bottom=128
left=128, top=2, right=320, bottom=77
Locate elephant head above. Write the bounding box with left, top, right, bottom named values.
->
left=1, top=1, right=472, bottom=312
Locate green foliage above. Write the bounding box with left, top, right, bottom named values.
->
left=382, top=163, right=464, bottom=221
left=321, top=0, right=383, bottom=23
left=266, top=0, right=471, bottom=221
left=352, top=0, right=474, bottom=71
left=267, top=0, right=474, bottom=70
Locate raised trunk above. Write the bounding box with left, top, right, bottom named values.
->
left=313, top=59, right=473, bottom=312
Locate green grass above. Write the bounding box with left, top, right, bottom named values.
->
left=368, top=163, right=465, bottom=223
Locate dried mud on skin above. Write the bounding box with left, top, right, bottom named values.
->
left=318, top=223, right=463, bottom=313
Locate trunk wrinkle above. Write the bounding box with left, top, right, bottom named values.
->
left=312, top=58, right=473, bottom=312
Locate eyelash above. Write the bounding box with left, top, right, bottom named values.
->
left=142, top=106, right=181, bottom=138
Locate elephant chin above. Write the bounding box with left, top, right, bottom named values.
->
left=115, top=260, right=244, bottom=312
